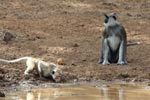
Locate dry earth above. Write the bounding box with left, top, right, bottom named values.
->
left=0, top=0, right=150, bottom=89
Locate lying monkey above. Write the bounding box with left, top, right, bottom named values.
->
left=98, top=13, right=140, bottom=65
left=0, top=57, right=62, bottom=81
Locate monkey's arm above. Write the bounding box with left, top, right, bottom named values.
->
left=37, top=61, right=43, bottom=78
left=120, top=26, right=127, bottom=41
left=117, top=26, right=127, bottom=64
left=98, top=30, right=107, bottom=64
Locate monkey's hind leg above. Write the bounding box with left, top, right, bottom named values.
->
left=24, top=59, right=35, bottom=75
left=102, top=39, right=110, bottom=65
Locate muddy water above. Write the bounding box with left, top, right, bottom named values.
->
left=1, top=82, right=150, bottom=100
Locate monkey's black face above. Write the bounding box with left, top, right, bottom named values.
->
left=51, top=68, right=62, bottom=83
left=103, top=13, right=118, bottom=27
left=104, top=13, right=117, bottom=24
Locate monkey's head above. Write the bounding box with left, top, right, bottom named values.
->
left=49, top=63, right=63, bottom=82
left=103, top=13, right=119, bottom=27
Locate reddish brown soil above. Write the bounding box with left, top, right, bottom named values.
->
left=0, top=0, right=150, bottom=88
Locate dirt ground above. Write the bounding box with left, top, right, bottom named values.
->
left=0, top=0, right=150, bottom=89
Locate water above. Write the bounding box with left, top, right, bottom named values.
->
left=1, top=82, right=150, bottom=100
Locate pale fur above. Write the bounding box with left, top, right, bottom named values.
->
left=0, top=57, right=62, bottom=81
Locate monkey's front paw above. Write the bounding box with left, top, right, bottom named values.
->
left=117, top=61, right=127, bottom=65
left=102, top=61, right=110, bottom=65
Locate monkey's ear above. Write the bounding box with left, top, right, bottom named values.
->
left=103, top=13, right=108, bottom=18
left=103, top=13, right=109, bottom=23
left=111, top=12, right=117, bottom=20
left=112, top=15, right=117, bottom=20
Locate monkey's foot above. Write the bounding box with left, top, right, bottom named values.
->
left=102, top=61, right=110, bottom=65
left=98, top=58, right=103, bottom=64
left=117, top=61, right=127, bottom=65
left=98, top=60, right=103, bottom=64
left=24, top=72, right=29, bottom=75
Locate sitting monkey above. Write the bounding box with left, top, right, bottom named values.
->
left=98, top=13, right=140, bottom=65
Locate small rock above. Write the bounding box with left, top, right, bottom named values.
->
left=56, top=58, right=66, bottom=65
left=73, top=79, right=78, bottom=83
left=118, top=72, right=129, bottom=78
left=71, top=63, right=76, bottom=66
left=126, top=13, right=132, bottom=17
left=82, top=59, right=86, bottom=62
left=0, top=91, right=5, bottom=97
left=3, top=31, right=15, bottom=43
left=73, top=43, right=79, bottom=47
left=59, top=36, right=63, bottom=39
left=148, top=83, right=150, bottom=86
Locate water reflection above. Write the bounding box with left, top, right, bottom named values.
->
left=26, top=88, right=102, bottom=100
left=101, top=87, right=124, bottom=100
left=27, top=88, right=150, bottom=100
left=2, top=83, right=150, bottom=100
left=26, top=92, right=35, bottom=100
left=99, top=84, right=150, bottom=100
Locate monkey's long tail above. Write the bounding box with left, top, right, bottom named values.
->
left=127, top=42, right=141, bottom=46
left=0, top=57, right=30, bottom=63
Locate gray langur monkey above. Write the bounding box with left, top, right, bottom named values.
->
left=0, top=57, right=62, bottom=81
left=98, top=13, right=140, bottom=65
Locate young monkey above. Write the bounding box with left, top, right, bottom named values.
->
left=0, top=57, right=62, bottom=82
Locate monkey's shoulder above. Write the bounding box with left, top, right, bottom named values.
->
left=103, top=25, right=126, bottom=38
left=39, top=61, right=50, bottom=67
